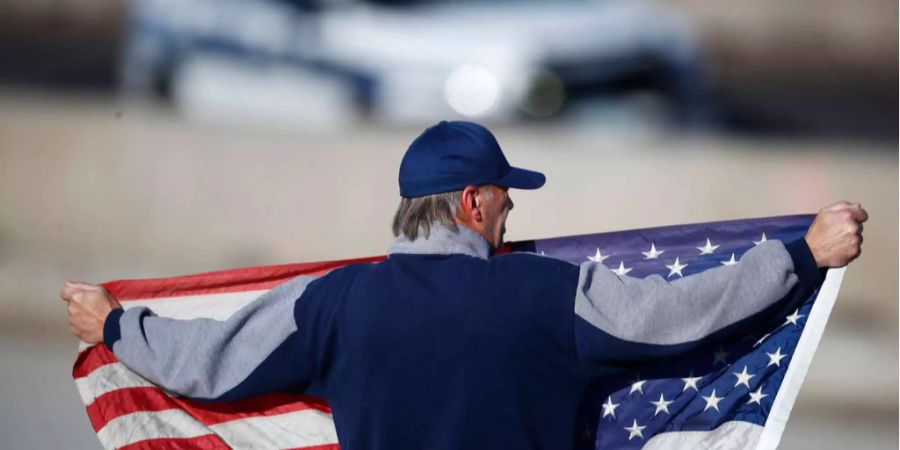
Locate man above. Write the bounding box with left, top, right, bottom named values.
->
left=64, top=121, right=866, bottom=449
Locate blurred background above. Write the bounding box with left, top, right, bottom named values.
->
left=0, top=0, right=896, bottom=448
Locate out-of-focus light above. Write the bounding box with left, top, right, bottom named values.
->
left=443, top=64, right=501, bottom=118
left=521, top=69, right=566, bottom=118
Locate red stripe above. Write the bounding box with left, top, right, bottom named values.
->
left=117, top=434, right=230, bottom=450
left=87, top=386, right=331, bottom=431
left=118, top=436, right=338, bottom=450
left=493, top=243, right=514, bottom=255
left=285, top=445, right=341, bottom=450
left=102, top=256, right=385, bottom=301
left=73, top=344, right=118, bottom=379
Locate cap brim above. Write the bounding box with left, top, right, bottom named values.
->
left=494, top=166, right=546, bottom=190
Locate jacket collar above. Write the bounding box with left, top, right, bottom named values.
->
left=388, top=223, right=491, bottom=260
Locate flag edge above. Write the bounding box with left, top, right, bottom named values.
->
left=754, top=267, right=846, bottom=450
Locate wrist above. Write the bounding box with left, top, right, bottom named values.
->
left=803, top=236, right=824, bottom=268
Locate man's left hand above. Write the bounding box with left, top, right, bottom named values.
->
left=61, top=281, right=121, bottom=344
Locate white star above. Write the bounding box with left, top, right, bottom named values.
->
left=753, top=233, right=768, bottom=246
left=624, top=419, right=646, bottom=441
left=701, top=389, right=724, bottom=412
left=587, top=248, right=609, bottom=264
left=665, top=257, right=688, bottom=278
left=712, top=347, right=730, bottom=365
left=681, top=374, right=702, bottom=392
left=642, top=242, right=665, bottom=259
left=766, top=347, right=788, bottom=367
left=601, top=396, right=620, bottom=419
left=784, top=309, right=805, bottom=326
left=747, top=387, right=768, bottom=405
left=697, top=238, right=720, bottom=255
left=629, top=379, right=647, bottom=395
left=650, top=393, right=673, bottom=416
left=611, top=261, right=633, bottom=277
left=733, top=366, right=755, bottom=389
left=721, top=253, right=738, bottom=266
left=753, top=332, right=771, bottom=347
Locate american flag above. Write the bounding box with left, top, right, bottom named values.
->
left=73, top=215, right=843, bottom=449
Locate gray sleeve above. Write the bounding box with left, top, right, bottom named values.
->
left=574, top=240, right=800, bottom=346
left=104, top=275, right=318, bottom=400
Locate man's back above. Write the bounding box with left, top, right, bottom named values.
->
left=305, top=251, right=587, bottom=449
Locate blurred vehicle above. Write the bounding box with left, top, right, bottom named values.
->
left=121, top=0, right=713, bottom=129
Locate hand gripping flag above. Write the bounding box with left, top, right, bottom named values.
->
left=72, top=215, right=844, bottom=449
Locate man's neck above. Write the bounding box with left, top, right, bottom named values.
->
left=387, top=223, right=491, bottom=260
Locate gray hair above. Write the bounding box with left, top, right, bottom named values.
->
left=392, top=186, right=493, bottom=240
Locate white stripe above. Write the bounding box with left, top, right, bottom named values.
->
left=210, top=409, right=339, bottom=449
left=75, top=362, right=158, bottom=405
left=96, top=409, right=211, bottom=449
left=77, top=363, right=339, bottom=449
left=755, top=267, right=845, bottom=450
left=643, top=420, right=763, bottom=449
left=123, top=290, right=269, bottom=320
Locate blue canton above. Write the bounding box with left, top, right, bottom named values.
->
left=509, top=215, right=818, bottom=449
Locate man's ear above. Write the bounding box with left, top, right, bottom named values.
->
left=459, top=185, right=483, bottom=223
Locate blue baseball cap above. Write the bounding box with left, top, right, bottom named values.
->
left=399, top=121, right=546, bottom=197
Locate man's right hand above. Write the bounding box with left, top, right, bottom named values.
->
left=804, top=201, right=868, bottom=268
left=61, top=281, right=121, bottom=344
